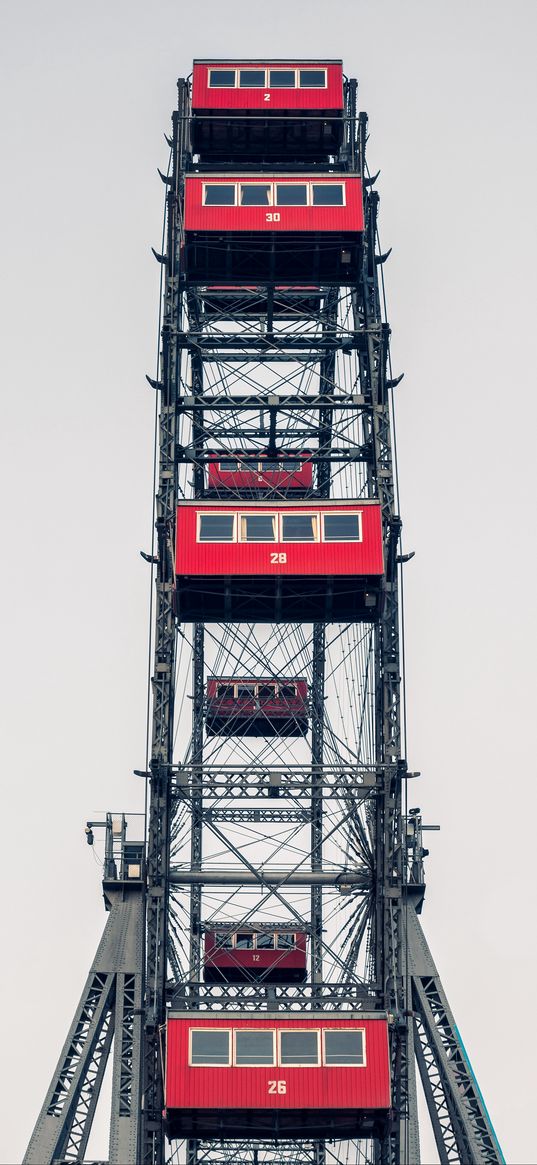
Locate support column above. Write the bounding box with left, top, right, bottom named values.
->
left=24, top=889, right=143, bottom=1165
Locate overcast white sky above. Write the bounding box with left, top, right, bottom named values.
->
left=1, top=1, right=536, bottom=1162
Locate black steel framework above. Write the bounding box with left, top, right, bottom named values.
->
left=24, top=66, right=504, bottom=1165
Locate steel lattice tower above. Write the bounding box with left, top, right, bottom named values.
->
left=24, top=61, right=504, bottom=1165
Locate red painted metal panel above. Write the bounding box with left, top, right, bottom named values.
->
left=192, top=62, right=343, bottom=111
left=207, top=456, right=313, bottom=492
left=184, top=176, right=364, bottom=234
left=165, top=1015, right=391, bottom=1112
left=175, top=502, right=384, bottom=578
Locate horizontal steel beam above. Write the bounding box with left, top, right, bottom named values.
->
left=173, top=785, right=375, bottom=801
left=182, top=278, right=362, bottom=289
left=192, top=353, right=344, bottom=363
left=202, top=918, right=315, bottom=933
left=188, top=116, right=357, bottom=124
left=174, top=764, right=385, bottom=778
left=169, top=983, right=378, bottom=1008
left=205, top=809, right=311, bottom=823
left=177, top=447, right=371, bottom=464
left=179, top=394, right=366, bottom=410
left=170, top=766, right=384, bottom=800
left=176, top=331, right=366, bottom=352
left=196, top=432, right=345, bottom=441
left=169, top=868, right=369, bottom=887
left=196, top=430, right=329, bottom=440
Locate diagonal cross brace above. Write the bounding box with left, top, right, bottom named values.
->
left=24, top=968, right=115, bottom=1164
left=406, top=904, right=504, bottom=1165
left=24, top=890, right=144, bottom=1165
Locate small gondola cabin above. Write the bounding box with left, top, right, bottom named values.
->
left=164, top=1012, right=391, bottom=1140
left=183, top=174, right=364, bottom=283
left=205, top=677, right=309, bottom=737
left=174, top=500, right=384, bottom=623
left=204, top=928, right=307, bottom=982
left=191, top=60, right=344, bottom=160
left=207, top=455, right=313, bottom=495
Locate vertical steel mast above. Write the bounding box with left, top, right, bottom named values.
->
left=142, top=83, right=189, bottom=1161
left=24, top=60, right=504, bottom=1165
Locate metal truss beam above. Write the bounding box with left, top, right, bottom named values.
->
left=172, top=763, right=386, bottom=797
left=204, top=808, right=312, bottom=823
left=177, top=447, right=372, bottom=464
left=178, top=394, right=366, bottom=410
left=24, top=889, right=143, bottom=1165
left=175, top=331, right=368, bottom=353
left=171, top=982, right=376, bottom=1010
left=182, top=353, right=348, bottom=363
left=407, top=905, right=504, bottom=1165
left=185, top=1141, right=332, bottom=1164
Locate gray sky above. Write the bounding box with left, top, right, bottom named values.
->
left=1, top=1, right=536, bottom=1161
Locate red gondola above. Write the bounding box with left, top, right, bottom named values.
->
left=206, top=677, right=308, bottom=737
left=174, top=500, right=384, bottom=623
left=183, top=174, right=364, bottom=283
left=164, top=1013, right=391, bottom=1140
left=207, top=455, right=313, bottom=495
left=191, top=60, right=344, bottom=160
left=204, top=928, right=307, bottom=983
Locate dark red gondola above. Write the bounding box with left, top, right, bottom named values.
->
left=204, top=928, right=307, bottom=983
left=207, top=455, right=313, bottom=495
left=206, top=678, right=308, bottom=737
left=164, top=1012, right=391, bottom=1140
left=191, top=60, right=344, bottom=161
left=174, top=500, right=384, bottom=623
left=183, top=174, right=364, bottom=283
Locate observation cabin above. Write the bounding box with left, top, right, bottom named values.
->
left=182, top=174, right=364, bottom=283
left=174, top=500, right=384, bottom=623
left=206, top=454, right=313, bottom=496
left=206, top=677, right=309, bottom=737
left=204, top=927, right=307, bottom=982
left=191, top=60, right=345, bottom=162
left=164, top=1012, right=391, bottom=1140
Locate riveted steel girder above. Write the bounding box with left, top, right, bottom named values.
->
left=24, top=889, right=143, bottom=1165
